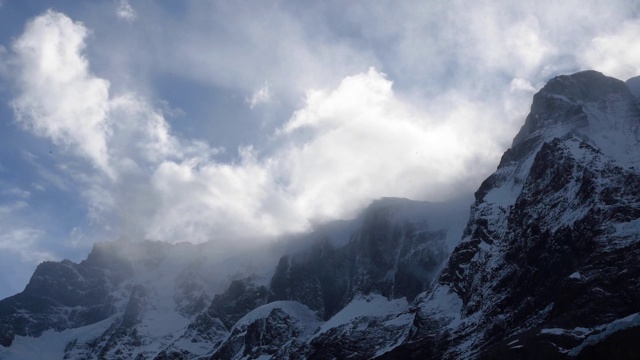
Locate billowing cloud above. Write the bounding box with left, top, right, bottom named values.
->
left=7, top=1, right=640, bottom=259
left=144, top=68, right=502, bottom=243
left=135, top=67, right=509, bottom=243
left=274, top=69, right=502, bottom=219
left=5, top=11, right=505, bottom=248
left=11, top=11, right=113, bottom=177
left=7, top=11, right=212, bottom=239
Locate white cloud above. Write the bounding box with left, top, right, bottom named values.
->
left=277, top=69, right=502, bottom=214
left=116, top=0, right=137, bottom=21
left=510, top=78, right=537, bottom=93
left=581, top=21, right=640, bottom=80
left=11, top=10, right=113, bottom=177
left=8, top=3, right=640, bottom=254
left=248, top=82, right=272, bottom=109
left=6, top=11, right=508, bottom=247
left=144, top=69, right=506, bottom=243
left=7, top=11, right=214, bottom=241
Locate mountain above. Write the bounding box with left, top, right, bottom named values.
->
left=1, top=70, right=640, bottom=359
left=381, top=70, right=640, bottom=359
left=0, top=197, right=468, bottom=359
left=0, top=239, right=281, bottom=359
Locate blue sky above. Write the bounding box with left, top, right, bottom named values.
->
left=1, top=0, right=640, bottom=298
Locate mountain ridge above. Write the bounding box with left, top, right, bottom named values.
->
left=0, top=196, right=468, bottom=359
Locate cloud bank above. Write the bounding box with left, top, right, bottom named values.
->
left=5, top=11, right=504, bottom=249
left=4, top=1, right=640, bottom=262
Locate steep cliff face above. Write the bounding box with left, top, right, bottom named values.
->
left=198, top=198, right=464, bottom=360
left=268, top=198, right=452, bottom=320
left=0, top=243, right=133, bottom=348
left=384, top=70, right=640, bottom=359
left=205, top=198, right=461, bottom=360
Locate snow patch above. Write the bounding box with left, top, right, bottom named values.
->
left=540, top=328, right=566, bottom=335
left=314, top=294, right=409, bottom=337
left=233, top=301, right=321, bottom=335
left=569, top=313, right=640, bottom=356
left=612, top=218, right=640, bottom=237
left=0, top=316, right=115, bottom=360
left=418, top=285, right=463, bottom=329
left=569, top=272, right=582, bottom=280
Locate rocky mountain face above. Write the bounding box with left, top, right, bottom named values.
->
left=269, top=199, right=450, bottom=320
left=381, top=70, right=640, bottom=359
left=0, top=197, right=467, bottom=359
left=1, top=70, right=640, bottom=360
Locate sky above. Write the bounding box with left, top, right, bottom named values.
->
left=1, top=0, right=640, bottom=298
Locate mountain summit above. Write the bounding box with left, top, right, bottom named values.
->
left=387, top=70, right=640, bottom=359
left=1, top=70, right=640, bottom=359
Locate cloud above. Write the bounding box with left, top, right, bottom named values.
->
left=8, top=3, right=640, bottom=255
left=6, top=11, right=204, bottom=239
left=143, top=68, right=506, bottom=243
left=2, top=187, right=30, bottom=199
left=0, top=227, right=48, bottom=262
left=0, top=46, right=6, bottom=77
left=0, top=202, right=51, bottom=262
left=275, top=69, right=502, bottom=215
left=104, top=1, right=376, bottom=106
left=31, top=183, right=46, bottom=192
left=6, top=11, right=506, bottom=248
left=116, top=0, right=137, bottom=21
left=0, top=200, right=54, bottom=297
left=11, top=10, right=113, bottom=177
left=581, top=21, right=640, bottom=80
left=21, top=151, right=72, bottom=192
left=248, top=82, right=272, bottom=109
